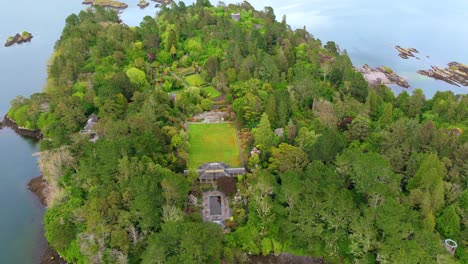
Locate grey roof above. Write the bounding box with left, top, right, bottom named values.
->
left=231, top=13, right=240, bottom=21
left=226, top=168, right=246, bottom=174
left=199, top=162, right=229, bottom=170
left=83, top=114, right=98, bottom=132
left=184, top=162, right=246, bottom=180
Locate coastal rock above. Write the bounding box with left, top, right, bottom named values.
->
left=152, top=0, right=172, bottom=5
left=2, top=115, right=43, bottom=139
left=395, top=45, right=419, bottom=59
left=138, top=0, right=150, bottom=8
left=418, top=62, right=468, bottom=87
left=4, top=32, right=33, bottom=47
left=28, top=176, right=49, bottom=206
left=82, top=0, right=128, bottom=9
left=28, top=176, right=66, bottom=264
left=357, top=64, right=409, bottom=88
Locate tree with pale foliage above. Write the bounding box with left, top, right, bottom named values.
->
left=125, top=67, right=150, bottom=91
left=39, top=147, right=76, bottom=205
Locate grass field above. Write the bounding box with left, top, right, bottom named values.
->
left=188, top=123, right=242, bottom=168
left=185, top=74, right=206, bottom=87
left=204, top=86, right=221, bottom=99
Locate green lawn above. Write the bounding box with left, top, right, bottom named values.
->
left=204, top=86, right=221, bottom=99
left=185, top=74, right=206, bottom=87
left=188, top=123, right=242, bottom=168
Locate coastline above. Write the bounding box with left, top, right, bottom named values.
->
left=2, top=115, right=42, bottom=139
left=28, top=176, right=65, bottom=264
left=2, top=115, right=61, bottom=263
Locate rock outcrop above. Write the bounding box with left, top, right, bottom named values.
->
left=418, top=62, right=468, bottom=87
left=395, top=46, right=419, bottom=59
left=82, top=0, right=128, bottom=9
left=138, top=0, right=149, bottom=8
left=357, top=64, right=409, bottom=88
left=2, top=115, right=43, bottom=139
left=4, top=32, right=33, bottom=47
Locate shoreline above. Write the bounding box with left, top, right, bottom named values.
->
left=2, top=115, right=43, bottom=139
left=357, top=64, right=410, bottom=88
left=28, top=176, right=66, bottom=264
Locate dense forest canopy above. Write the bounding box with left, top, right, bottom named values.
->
left=8, top=1, right=467, bottom=263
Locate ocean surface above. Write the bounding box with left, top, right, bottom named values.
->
left=248, top=0, right=468, bottom=97
left=0, top=0, right=466, bottom=262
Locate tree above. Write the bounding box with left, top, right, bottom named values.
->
left=408, top=88, right=425, bottom=118
left=165, top=29, right=177, bottom=52
left=205, top=56, right=218, bottom=79
left=295, top=127, right=320, bottom=152
left=254, top=113, right=277, bottom=158
left=408, top=154, right=446, bottom=216
left=269, top=143, right=309, bottom=173
left=308, top=128, right=345, bottom=163
left=324, top=41, right=339, bottom=55
left=141, top=222, right=224, bottom=264
left=170, top=44, right=177, bottom=58
left=378, top=103, right=393, bottom=128
left=436, top=205, right=460, bottom=238
left=125, top=67, right=150, bottom=91
left=336, top=150, right=401, bottom=199
left=218, top=176, right=237, bottom=196
left=344, top=114, right=370, bottom=142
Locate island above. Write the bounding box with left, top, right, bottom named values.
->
left=82, top=0, right=128, bottom=9
left=395, top=45, right=419, bottom=59
left=357, top=64, right=410, bottom=88
left=4, top=31, right=33, bottom=47
left=7, top=3, right=467, bottom=264
left=138, top=0, right=150, bottom=8
left=418, top=62, right=468, bottom=87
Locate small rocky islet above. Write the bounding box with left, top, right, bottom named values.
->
left=4, top=32, right=33, bottom=47
left=138, top=0, right=150, bottom=8
left=395, top=45, right=420, bottom=59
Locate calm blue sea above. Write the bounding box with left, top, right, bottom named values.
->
left=249, top=0, right=468, bottom=97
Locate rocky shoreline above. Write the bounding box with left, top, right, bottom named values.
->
left=5, top=114, right=62, bottom=263
left=4, top=32, right=33, bottom=47
left=2, top=115, right=43, bottom=139
left=418, top=62, right=468, bottom=87
left=28, top=176, right=66, bottom=264
left=82, top=0, right=128, bottom=9
left=357, top=64, right=410, bottom=88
